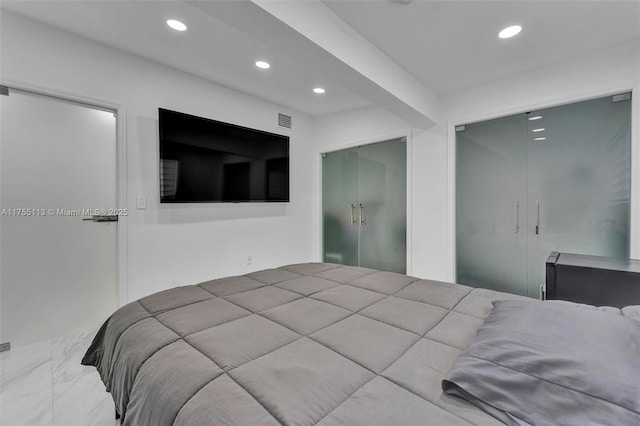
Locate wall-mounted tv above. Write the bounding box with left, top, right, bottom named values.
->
left=159, top=108, right=290, bottom=203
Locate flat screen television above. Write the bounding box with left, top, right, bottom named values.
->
left=158, top=108, right=290, bottom=203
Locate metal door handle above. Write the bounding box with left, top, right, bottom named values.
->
left=360, top=204, right=366, bottom=226
left=83, top=215, right=118, bottom=223
left=350, top=204, right=356, bottom=226
left=535, top=200, right=540, bottom=235
left=514, top=200, right=519, bottom=234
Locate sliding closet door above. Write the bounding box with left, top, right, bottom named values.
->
left=457, top=94, right=631, bottom=297
left=322, top=148, right=359, bottom=266
left=526, top=96, right=631, bottom=295
left=456, top=115, right=529, bottom=295
left=358, top=138, right=406, bottom=273
left=322, top=138, right=406, bottom=273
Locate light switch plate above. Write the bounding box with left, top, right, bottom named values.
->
left=136, top=195, right=146, bottom=210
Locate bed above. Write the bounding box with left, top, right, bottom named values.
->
left=83, top=263, right=640, bottom=426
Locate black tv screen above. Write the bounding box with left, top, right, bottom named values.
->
left=159, top=108, right=289, bottom=203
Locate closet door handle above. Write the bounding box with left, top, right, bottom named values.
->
left=514, top=201, right=519, bottom=234
left=350, top=204, right=356, bottom=226
left=360, top=204, right=366, bottom=226
left=535, top=200, right=540, bottom=235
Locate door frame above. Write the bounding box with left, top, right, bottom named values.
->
left=2, top=79, right=128, bottom=306
left=315, top=130, right=413, bottom=274
left=447, top=85, right=639, bottom=282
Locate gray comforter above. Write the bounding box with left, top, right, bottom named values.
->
left=82, top=263, right=639, bottom=425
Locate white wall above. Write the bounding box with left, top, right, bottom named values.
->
left=1, top=12, right=316, bottom=303
left=444, top=40, right=640, bottom=124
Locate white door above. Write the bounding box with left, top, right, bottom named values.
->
left=0, top=88, right=118, bottom=348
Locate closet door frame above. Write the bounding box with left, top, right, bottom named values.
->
left=447, top=86, right=640, bottom=283
left=317, top=130, right=413, bottom=274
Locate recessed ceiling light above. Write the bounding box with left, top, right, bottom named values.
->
left=532, top=128, right=545, bottom=132
left=313, top=87, right=326, bottom=94
left=534, top=137, right=547, bottom=141
left=498, top=25, right=522, bottom=39
left=255, top=61, right=270, bottom=69
left=528, top=115, right=543, bottom=121
left=167, top=19, right=187, bottom=32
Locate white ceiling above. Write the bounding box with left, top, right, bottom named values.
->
left=324, top=0, right=640, bottom=95
left=0, top=0, right=372, bottom=115
left=2, top=0, right=639, bottom=116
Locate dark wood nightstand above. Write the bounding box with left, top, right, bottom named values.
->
left=545, top=252, right=640, bottom=308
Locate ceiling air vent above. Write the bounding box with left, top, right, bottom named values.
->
left=278, top=113, right=292, bottom=129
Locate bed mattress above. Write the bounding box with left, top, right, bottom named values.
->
left=82, top=263, right=578, bottom=425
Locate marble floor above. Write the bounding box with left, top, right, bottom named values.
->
left=0, top=331, right=117, bottom=426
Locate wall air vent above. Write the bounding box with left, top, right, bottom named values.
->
left=278, top=113, right=292, bottom=129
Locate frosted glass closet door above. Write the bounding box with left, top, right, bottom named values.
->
left=322, top=149, right=359, bottom=266
left=1, top=90, right=118, bottom=347
left=526, top=96, right=631, bottom=295
left=456, top=115, right=528, bottom=295
left=358, top=138, right=406, bottom=273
